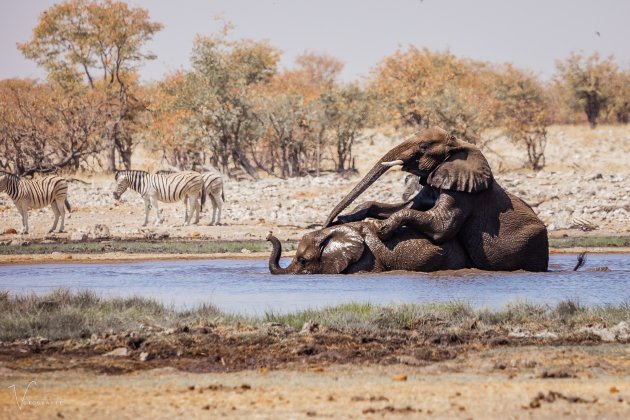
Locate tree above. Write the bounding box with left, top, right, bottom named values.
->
left=321, top=84, right=371, bottom=172
left=493, top=66, right=549, bottom=170
left=554, top=52, right=617, bottom=128
left=18, top=0, right=162, bottom=170
left=142, top=72, right=204, bottom=169
left=609, top=69, right=630, bottom=124
left=179, top=33, right=280, bottom=178
left=0, top=79, right=106, bottom=175
left=252, top=52, right=344, bottom=177
left=368, top=47, right=496, bottom=143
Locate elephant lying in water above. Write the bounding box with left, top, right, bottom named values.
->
left=325, top=127, right=549, bottom=272
left=267, top=221, right=470, bottom=274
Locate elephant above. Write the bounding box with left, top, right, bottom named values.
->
left=266, top=221, right=470, bottom=274
left=323, top=127, right=549, bottom=272
left=402, top=174, right=422, bottom=201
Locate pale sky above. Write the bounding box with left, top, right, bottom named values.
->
left=1, top=0, right=629, bottom=83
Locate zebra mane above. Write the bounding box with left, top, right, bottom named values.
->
left=0, top=171, right=19, bottom=181
left=115, top=169, right=149, bottom=179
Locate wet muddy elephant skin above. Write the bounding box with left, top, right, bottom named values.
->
left=324, top=127, right=549, bottom=272
left=266, top=221, right=470, bottom=275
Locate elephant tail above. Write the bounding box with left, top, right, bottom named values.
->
left=573, top=251, right=587, bottom=271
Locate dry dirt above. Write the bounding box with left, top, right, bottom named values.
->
left=1, top=125, right=629, bottom=243
left=1, top=344, right=629, bottom=418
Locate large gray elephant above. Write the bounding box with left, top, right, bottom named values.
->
left=266, top=221, right=470, bottom=274
left=324, top=127, right=549, bottom=272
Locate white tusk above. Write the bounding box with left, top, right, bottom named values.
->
left=381, top=160, right=404, bottom=167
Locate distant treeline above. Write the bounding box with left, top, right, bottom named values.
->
left=1, top=0, right=628, bottom=176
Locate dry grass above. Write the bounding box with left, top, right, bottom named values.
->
left=1, top=289, right=628, bottom=341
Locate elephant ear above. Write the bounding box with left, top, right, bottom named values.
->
left=319, top=226, right=365, bottom=274
left=427, top=137, right=493, bottom=193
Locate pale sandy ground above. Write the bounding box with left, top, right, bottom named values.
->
left=1, top=125, right=629, bottom=243
left=1, top=345, right=629, bottom=419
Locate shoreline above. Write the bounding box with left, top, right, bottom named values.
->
left=0, top=246, right=628, bottom=266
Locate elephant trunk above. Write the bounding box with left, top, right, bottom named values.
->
left=267, top=233, right=290, bottom=274
left=323, top=142, right=413, bottom=227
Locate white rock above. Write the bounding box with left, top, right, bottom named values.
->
left=103, top=347, right=130, bottom=357
left=70, top=231, right=88, bottom=242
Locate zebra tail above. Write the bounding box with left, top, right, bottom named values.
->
left=201, top=190, right=206, bottom=212
left=65, top=199, right=72, bottom=213
left=222, top=189, right=225, bottom=202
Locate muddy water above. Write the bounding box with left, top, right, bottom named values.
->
left=1, top=254, right=629, bottom=315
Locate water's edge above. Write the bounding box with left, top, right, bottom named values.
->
left=1, top=253, right=628, bottom=315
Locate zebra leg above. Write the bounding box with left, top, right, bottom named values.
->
left=143, top=198, right=151, bottom=226
left=208, top=196, right=217, bottom=226
left=57, top=199, right=66, bottom=232
left=194, top=195, right=201, bottom=224
left=19, top=205, right=29, bottom=234
left=184, top=199, right=189, bottom=223
left=152, top=197, right=163, bottom=225
left=184, top=196, right=194, bottom=225
left=49, top=202, right=60, bottom=233
left=216, top=193, right=223, bottom=225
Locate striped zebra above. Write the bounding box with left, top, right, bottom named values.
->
left=0, top=171, right=71, bottom=234
left=156, top=168, right=225, bottom=225
left=113, top=170, right=205, bottom=226
left=201, top=168, right=225, bottom=226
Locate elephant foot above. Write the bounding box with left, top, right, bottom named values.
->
left=376, top=218, right=398, bottom=240
left=58, top=229, right=65, bottom=233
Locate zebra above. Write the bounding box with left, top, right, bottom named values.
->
left=113, top=170, right=205, bottom=226
left=156, top=168, right=225, bottom=225
left=201, top=168, right=225, bottom=226
left=0, top=171, right=71, bottom=234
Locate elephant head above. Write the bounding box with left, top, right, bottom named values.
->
left=267, top=226, right=365, bottom=274
left=324, top=127, right=494, bottom=227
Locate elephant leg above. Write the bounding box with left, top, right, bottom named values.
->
left=377, top=191, right=469, bottom=244
left=336, top=200, right=412, bottom=225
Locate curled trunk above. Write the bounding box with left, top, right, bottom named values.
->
left=267, top=233, right=290, bottom=274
